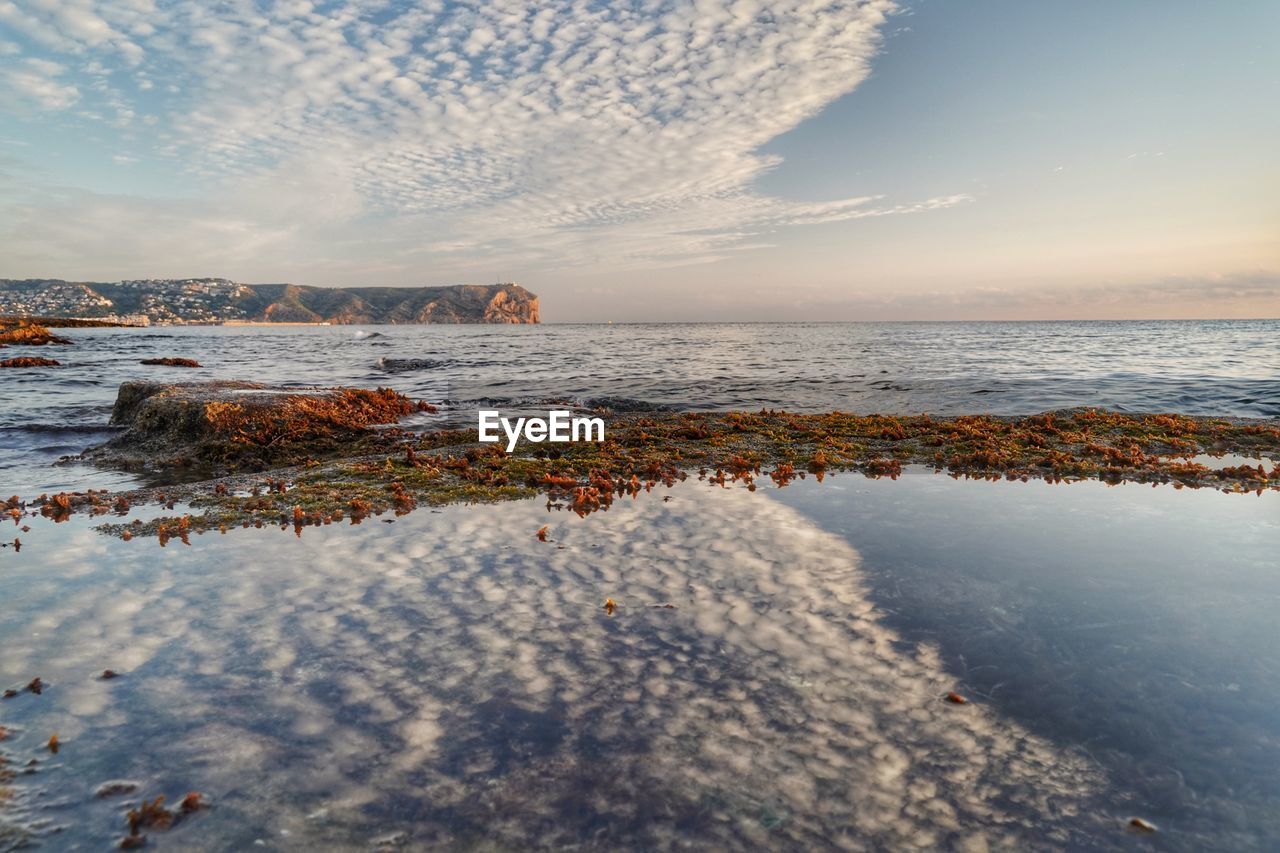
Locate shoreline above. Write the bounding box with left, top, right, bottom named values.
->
left=220, top=320, right=333, bottom=326
left=0, top=315, right=137, bottom=328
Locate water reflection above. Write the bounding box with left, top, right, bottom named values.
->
left=1, top=483, right=1110, bottom=850
left=775, top=472, right=1280, bottom=852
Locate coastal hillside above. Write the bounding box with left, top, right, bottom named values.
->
left=0, top=278, right=540, bottom=325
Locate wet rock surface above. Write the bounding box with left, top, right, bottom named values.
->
left=140, top=357, right=201, bottom=368
left=376, top=357, right=449, bottom=373
left=0, top=357, right=61, bottom=368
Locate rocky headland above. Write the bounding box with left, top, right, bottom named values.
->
left=0, top=280, right=540, bottom=325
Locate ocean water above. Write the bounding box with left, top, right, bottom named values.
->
left=3, top=321, right=1280, bottom=850
left=2, top=320, right=1278, bottom=497
left=1, top=472, right=1277, bottom=850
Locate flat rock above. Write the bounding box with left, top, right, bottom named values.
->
left=87, top=380, right=424, bottom=472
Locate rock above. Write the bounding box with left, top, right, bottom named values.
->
left=583, top=396, right=675, bottom=412
left=140, top=358, right=201, bottom=367
left=1, top=357, right=61, bottom=368
left=477, top=284, right=540, bottom=324
left=0, top=322, right=71, bottom=346
left=96, top=779, right=141, bottom=798
left=377, top=357, right=449, bottom=373
left=88, top=380, right=431, bottom=472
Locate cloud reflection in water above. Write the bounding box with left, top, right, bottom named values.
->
left=0, top=482, right=1108, bottom=850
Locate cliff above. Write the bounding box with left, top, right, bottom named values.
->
left=241, top=283, right=540, bottom=324
left=0, top=279, right=540, bottom=325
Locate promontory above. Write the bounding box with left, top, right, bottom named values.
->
left=0, top=279, right=540, bottom=325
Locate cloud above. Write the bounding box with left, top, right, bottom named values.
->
left=0, top=57, right=81, bottom=110
left=915, top=271, right=1280, bottom=312
left=0, top=0, right=964, bottom=275
left=716, top=270, right=1280, bottom=320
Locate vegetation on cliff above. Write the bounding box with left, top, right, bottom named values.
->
left=0, top=280, right=540, bottom=325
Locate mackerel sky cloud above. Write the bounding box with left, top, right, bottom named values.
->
left=0, top=1, right=962, bottom=272
left=0, top=1, right=1276, bottom=319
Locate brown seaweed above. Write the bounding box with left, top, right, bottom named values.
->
left=127, top=796, right=173, bottom=834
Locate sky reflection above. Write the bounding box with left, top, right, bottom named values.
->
left=775, top=471, right=1280, bottom=852
left=0, top=480, right=1114, bottom=850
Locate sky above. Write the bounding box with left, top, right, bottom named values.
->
left=0, top=0, right=1276, bottom=321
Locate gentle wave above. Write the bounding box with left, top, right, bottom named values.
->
left=3, top=320, right=1276, bottom=495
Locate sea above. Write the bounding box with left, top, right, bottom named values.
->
left=2, top=319, right=1278, bottom=497
left=2, top=319, right=1279, bottom=851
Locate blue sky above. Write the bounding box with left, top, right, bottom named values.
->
left=0, top=0, right=1276, bottom=320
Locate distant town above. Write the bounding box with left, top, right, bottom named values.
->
left=0, top=278, right=540, bottom=325
left=0, top=278, right=253, bottom=326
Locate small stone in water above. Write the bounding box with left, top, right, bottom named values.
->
left=96, top=780, right=141, bottom=798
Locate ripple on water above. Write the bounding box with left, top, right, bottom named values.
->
left=5, top=319, right=1279, bottom=496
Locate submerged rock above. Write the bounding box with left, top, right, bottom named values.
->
left=87, top=380, right=432, bottom=473
left=1, top=357, right=61, bottom=368
left=377, top=357, right=449, bottom=373
left=140, top=357, right=201, bottom=368
left=582, top=396, right=676, bottom=413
